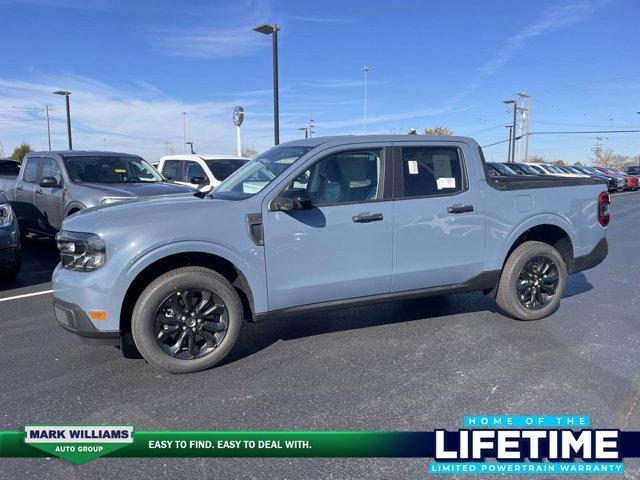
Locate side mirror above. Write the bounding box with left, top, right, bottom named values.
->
left=271, top=188, right=312, bottom=212
left=39, top=176, right=59, bottom=188
left=190, top=176, right=207, bottom=185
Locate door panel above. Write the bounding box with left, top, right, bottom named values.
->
left=13, top=156, right=40, bottom=230
left=263, top=147, right=393, bottom=311
left=34, top=157, right=64, bottom=232
left=391, top=145, right=486, bottom=292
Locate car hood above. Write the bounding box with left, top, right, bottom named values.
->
left=77, top=181, right=194, bottom=198
left=62, top=193, right=224, bottom=232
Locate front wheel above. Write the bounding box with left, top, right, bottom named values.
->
left=131, top=267, right=243, bottom=373
left=496, top=241, right=567, bottom=321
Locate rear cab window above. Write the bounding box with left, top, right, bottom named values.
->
left=161, top=160, right=181, bottom=180
left=22, top=157, right=40, bottom=183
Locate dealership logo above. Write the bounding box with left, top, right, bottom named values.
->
left=24, top=426, right=133, bottom=464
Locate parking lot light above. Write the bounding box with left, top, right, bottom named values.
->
left=53, top=90, right=72, bottom=150
left=253, top=23, right=280, bottom=145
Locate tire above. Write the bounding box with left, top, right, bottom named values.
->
left=496, top=241, right=567, bottom=321
left=131, top=267, right=243, bottom=373
left=0, top=247, right=21, bottom=281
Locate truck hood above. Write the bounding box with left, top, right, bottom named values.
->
left=77, top=181, right=194, bottom=198
left=62, top=193, right=224, bottom=233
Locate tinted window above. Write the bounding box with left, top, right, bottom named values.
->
left=0, top=161, right=20, bottom=176
left=183, top=161, right=207, bottom=183
left=401, top=147, right=463, bottom=197
left=205, top=159, right=247, bottom=181
left=293, top=150, right=382, bottom=206
left=22, top=157, right=39, bottom=182
left=162, top=160, right=180, bottom=180
left=41, top=157, right=63, bottom=184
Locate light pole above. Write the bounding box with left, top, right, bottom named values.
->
left=53, top=90, right=72, bottom=150
left=253, top=24, right=280, bottom=145
left=181, top=112, right=187, bottom=153
left=44, top=105, right=52, bottom=151
left=505, top=125, right=513, bottom=162
left=298, top=127, right=308, bottom=139
left=503, top=99, right=516, bottom=162
left=362, top=66, right=370, bottom=134
left=185, top=141, right=195, bottom=154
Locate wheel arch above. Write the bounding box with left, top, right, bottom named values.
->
left=119, top=251, right=257, bottom=337
left=64, top=201, right=86, bottom=217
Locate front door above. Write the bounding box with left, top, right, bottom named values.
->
left=263, top=147, right=394, bottom=311
left=391, top=144, right=486, bottom=292
left=13, top=155, right=41, bottom=230
left=34, top=156, right=64, bottom=233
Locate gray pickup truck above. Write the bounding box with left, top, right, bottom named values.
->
left=52, top=135, right=610, bottom=373
left=0, top=151, right=195, bottom=236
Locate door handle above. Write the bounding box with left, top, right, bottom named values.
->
left=16, top=186, right=23, bottom=192
left=352, top=213, right=384, bottom=223
left=447, top=204, right=474, bottom=214
left=35, top=189, right=43, bottom=195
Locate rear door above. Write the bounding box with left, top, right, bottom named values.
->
left=391, top=142, right=486, bottom=292
left=263, top=144, right=394, bottom=311
left=13, top=155, right=41, bottom=230
left=34, top=156, right=64, bottom=233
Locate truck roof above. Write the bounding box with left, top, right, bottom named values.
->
left=279, top=135, right=479, bottom=148
left=29, top=150, right=143, bottom=157
left=160, top=154, right=248, bottom=161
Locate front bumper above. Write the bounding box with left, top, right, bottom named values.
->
left=53, top=298, right=120, bottom=345
left=572, top=237, right=608, bottom=274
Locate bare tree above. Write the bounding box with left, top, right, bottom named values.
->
left=424, top=126, right=453, bottom=136
left=241, top=146, right=258, bottom=158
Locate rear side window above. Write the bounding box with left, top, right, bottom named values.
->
left=205, top=160, right=247, bottom=181
left=22, top=157, right=39, bottom=182
left=400, top=147, right=463, bottom=197
left=0, top=161, right=20, bottom=175
left=162, top=160, right=180, bottom=180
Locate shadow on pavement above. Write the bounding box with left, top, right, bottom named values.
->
left=0, top=235, right=59, bottom=292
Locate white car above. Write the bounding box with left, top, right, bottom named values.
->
left=157, top=154, right=249, bottom=191
left=522, top=163, right=589, bottom=178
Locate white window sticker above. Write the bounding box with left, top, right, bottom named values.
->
left=437, top=177, right=456, bottom=190
left=408, top=160, right=419, bottom=175
left=433, top=155, right=453, bottom=178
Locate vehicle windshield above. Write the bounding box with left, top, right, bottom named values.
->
left=488, top=163, right=517, bottom=176
left=65, top=156, right=163, bottom=184
left=212, top=145, right=314, bottom=200
left=546, top=165, right=565, bottom=174
left=204, top=159, right=248, bottom=182
left=514, top=163, right=540, bottom=175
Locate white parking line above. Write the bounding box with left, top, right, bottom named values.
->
left=0, top=290, right=53, bottom=303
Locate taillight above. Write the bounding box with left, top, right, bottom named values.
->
left=597, top=191, right=610, bottom=227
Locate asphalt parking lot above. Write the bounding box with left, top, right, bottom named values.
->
left=0, top=193, right=638, bottom=479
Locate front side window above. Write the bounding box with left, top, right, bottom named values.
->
left=291, top=149, right=382, bottom=207
left=161, top=160, right=180, bottom=180
left=213, top=145, right=313, bottom=200
left=65, top=156, right=163, bottom=184
left=401, top=147, right=463, bottom=197
left=183, top=161, right=207, bottom=183
left=42, top=158, right=63, bottom=184
left=22, top=157, right=39, bottom=182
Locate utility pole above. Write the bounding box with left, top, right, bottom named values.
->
left=164, top=142, right=174, bottom=155
left=182, top=112, right=187, bottom=153
left=362, top=66, right=370, bottom=134
left=308, top=113, right=314, bottom=138
left=505, top=125, right=513, bottom=162
left=44, top=105, right=52, bottom=151
left=591, top=137, right=606, bottom=164
left=515, top=92, right=530, bottom=163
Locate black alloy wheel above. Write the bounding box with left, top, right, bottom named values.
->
left=516, top=256, right=560, bottom=310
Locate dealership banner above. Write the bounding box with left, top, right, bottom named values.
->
left=1, top=417, right=639, bottom=473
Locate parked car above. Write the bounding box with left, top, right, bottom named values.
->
left=524, top=163, right=589, bottom=178
left=572, top=166, right=620, bottom=192
left=0, top=191, right=21, bottom=280
left=157, top=154, right=248, bottom=191
left=0, top=151, right=195, bottom=237
left=506, top=163, right=542, bottom=176
left=625, top=166, right=640, bottom=176
left=53, top=135, right=609, bottom=373
left=0, top=159, right=21, bottom=176
left=486, top=162, right=518, bottom=177
left=593, top=166, right=636, bottom=191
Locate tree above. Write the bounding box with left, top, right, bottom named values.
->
left=9, top=143, right=32, bottom=162
left=241, top=146, right=258, bottom=158
left=424, top=126, right=453, bottom=136
left=528, top=155, right=547, bottom=163
left=573, top=161, right=583, bottom=167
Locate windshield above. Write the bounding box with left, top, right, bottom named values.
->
left=546, top=165, right=565, bottom=174
left=213, top=145, right=314, bottom=200
left=65, top=156, right=163, bottom=184
left=489, top=163, right=517, bottom=175
left=514, top=163, right=539, bottom=175
left=204, top=159, right=248, bottom=181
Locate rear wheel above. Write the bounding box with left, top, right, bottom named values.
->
left=496, top=241, right=566, bottom=321
left=131, top=267, right=243, bottom=373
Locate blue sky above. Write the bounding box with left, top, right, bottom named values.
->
left=0, top=0, right=638, bottom=162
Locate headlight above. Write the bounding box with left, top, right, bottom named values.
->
left=101, top=197, right=135, bottom=205
left=0, top=204, right=14, bottom=227
left=56, top=231, right=106, bottom=271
